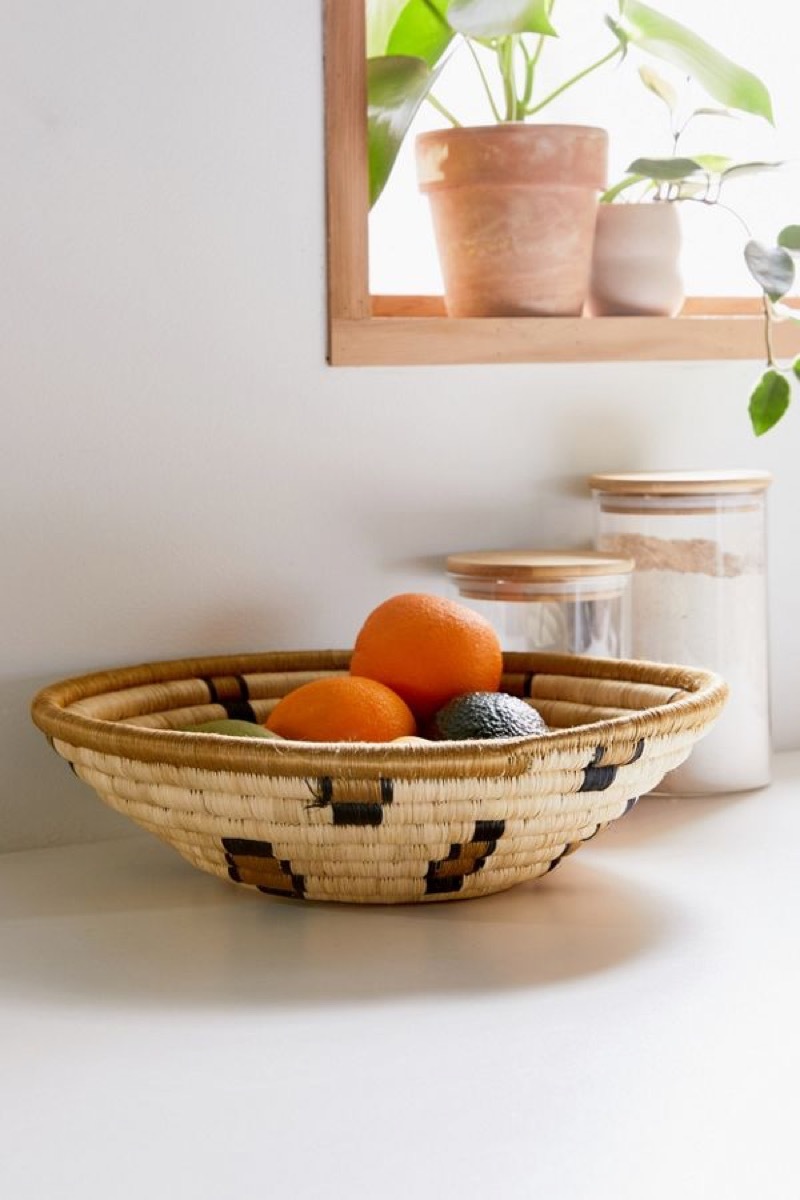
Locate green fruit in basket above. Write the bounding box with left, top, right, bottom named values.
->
left=182, top=719, right=283, bottom=739
left=431, top=692, right=548, bottom=741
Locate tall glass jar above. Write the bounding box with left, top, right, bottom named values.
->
left=445, top=550, right=633, bottom=658
left=589, top=470, right=772, bottom=794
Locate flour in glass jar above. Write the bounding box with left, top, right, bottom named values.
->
left=600, top=531, right=770, bottom=794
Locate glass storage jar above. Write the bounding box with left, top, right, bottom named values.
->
left=445, top=551, right=633, bottom=658
left=589, top=469, right=772, bottom=794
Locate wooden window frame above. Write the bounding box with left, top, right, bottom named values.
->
left=324, top=0, right=800, bottom=368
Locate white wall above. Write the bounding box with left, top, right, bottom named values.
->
left=3, top=1, right=799, bottom=851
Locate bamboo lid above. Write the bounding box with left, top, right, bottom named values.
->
left=446, top=550, right=635, bottom=581
left=588, top=469, right=773, bottom=496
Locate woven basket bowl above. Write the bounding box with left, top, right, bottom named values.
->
left=31, top=650, right=727, bottom=904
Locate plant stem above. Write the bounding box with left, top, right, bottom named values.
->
left=518, top=38, right=534, bottom=110
left=530, top=31, right=548, bottom=71
left=717, top=201, right=752, bottom=240
left=425, top=92, right=461, bottom=127
left=523, top=32, right=547, bottom=112
left=763, top=294, right=775, bottom=366
left=679, top=195, right=753, bottom=239
left=499, top=37, right=517, bottom=121
left=526, top=44, right=623, bottom=116
left=675, top=112, right=694, bottom=143
left=464, top=37, right=502, bottom=123
left=520, top=0, right=555, bottom=113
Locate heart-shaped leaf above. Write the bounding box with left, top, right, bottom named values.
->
left=604, top=14, right=631, bottom=52
left=749, top=369, right=791, bottom=436
left=638, top=64, right=678, bottom=113
left=367, top=55, right=439, bottom=207
left=627, top=156, right=704, bottom=182
left=619, top=0, right=774, bottom=122
left=600, top=174, right=651, bottom=203
left=744, top=240, right=795, bottom=301
left=367, top=0, right=414, bottom=55
left=447, top=0, right=557, bottom=38
left=778, top=226, right=800, bottom=253
left=691, top=154, right=732, bottom=175
left=691, top=106, right=735, bottom=120
left=720, top=160, right=783, bottom=184
left=386, top=0, right=453, bottom=66
left=675, top=181, right=708, bottom=199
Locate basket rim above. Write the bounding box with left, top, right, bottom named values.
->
left=30, top=649, right=728, bottom=779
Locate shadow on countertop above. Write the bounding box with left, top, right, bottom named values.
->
left=0, top=834, right=680, bottom=1012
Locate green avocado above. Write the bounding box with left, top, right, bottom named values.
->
left=431, top=692, right=548, bottom=741
left=180, top=719, right=283, bottom=739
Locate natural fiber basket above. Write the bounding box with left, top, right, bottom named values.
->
left=31, top=650, right=726, bottom=904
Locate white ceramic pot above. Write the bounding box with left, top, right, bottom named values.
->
left=587, top=202, right=684, bottom=317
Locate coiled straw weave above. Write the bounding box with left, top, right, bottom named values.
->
left=31, top=650, right=727, bottom=904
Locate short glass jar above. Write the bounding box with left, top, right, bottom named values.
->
left=445, top=550, right=634, bottom=658
left=589, top=469, right=772, bottom=794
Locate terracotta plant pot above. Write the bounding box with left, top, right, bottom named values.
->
left=587, top=202, right=684, bottom=317
left=415, top=124, right=608, bottom=318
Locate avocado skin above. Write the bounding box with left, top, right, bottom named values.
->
left=179, top=719, right=283, bottom=739
left=431, top=692, right=548, bottom=741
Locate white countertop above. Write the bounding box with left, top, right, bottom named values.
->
left=3, top=753, right=800, bottom=1200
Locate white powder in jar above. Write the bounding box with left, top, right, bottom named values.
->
left=601, top=533, right=770, bottom=793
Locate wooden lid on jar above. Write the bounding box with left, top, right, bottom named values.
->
left=446, top=550, right=635, bottom=581
left=588, top=469, right=772, bottom=496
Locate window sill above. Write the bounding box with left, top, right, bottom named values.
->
left=330, top=296, right=800, bottom=367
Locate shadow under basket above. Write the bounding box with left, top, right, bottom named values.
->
left=30, top=650, right=727, bottom=904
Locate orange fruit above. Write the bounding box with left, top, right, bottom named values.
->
left=349, top=592, right=503, bottom=721
left=265, top=675, right=416, bottom=743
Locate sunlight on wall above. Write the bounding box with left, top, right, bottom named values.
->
left=369, top=0, right=799, bottom=296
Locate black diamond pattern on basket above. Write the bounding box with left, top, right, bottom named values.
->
left=425, top=819, right=506, bottom=895
left=201, top=674, right=258, bottom=723
left=579, top=737, right=645, bottom=792
left=222, top=837, right=305, bottom=899
left=307, top=775, right=394, bottom=825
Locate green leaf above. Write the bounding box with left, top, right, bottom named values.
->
left=778, top=226, right=800, bottom=253
left=794, top=358, right=800, bottom=381
left=691, top=154, right=733, bottom=175
left=367, top=0, right=413, bottom=55
left=604, top=14, right=631, bottom=53
left=367, top=56, right=438, bottom=207
left=627, top=156, right=704, bottom=182
left=675, top=181, right=707, bottom=199
left=599, top=173, right=651, bottom=203
left=447, top=0, right=557, bottom=38
left=386, top=0, right=454, bottom=66
left=638, top=64, right=677, bottom=114
left=720, top=160, right=783, bottom=184
left=749, top=369, right=790, bottom=436
left=690, top=106, right=734, bottom=120
left=743, top=240, right=795, bottom=301
left=619, top=0, right=774, bottom=122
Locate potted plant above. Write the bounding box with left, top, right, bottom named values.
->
left=586, top=65, right=798, bottom=435
left=588, top=62, right=777, bottom=316
left=367, top=0, right=774, bottom=318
